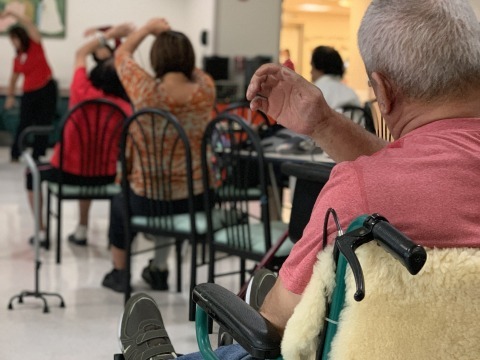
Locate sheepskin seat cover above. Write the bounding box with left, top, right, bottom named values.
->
left=282, top=243, right=480, bottom=360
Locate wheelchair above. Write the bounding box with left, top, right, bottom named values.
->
left=193, top=212, right=427, bottom=359
left=193, top=212, right=480, bottom=359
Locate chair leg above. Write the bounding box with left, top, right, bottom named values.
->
left=124, top=235, right=132, bottom=304
left=208, top=243, right=215, bottom=284
left=176, top=239, right=182, bottom=293
left=45, top=189, right=51, bottom=251
left=240, top=258, right=246, bottom=288
left=56, top=197, right=62, bottom=264
left=189, top=236, right=198, bottom=321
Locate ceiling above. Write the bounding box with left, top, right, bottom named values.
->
left=282, top=0, right=351, bottom=15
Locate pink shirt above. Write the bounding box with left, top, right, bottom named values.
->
left=280, top=118, right=480, bottom=295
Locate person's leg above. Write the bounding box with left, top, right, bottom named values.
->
left=141, top=193, right=206, bottom=291
left=67, top=199, right=91, bottom=245
left=142, top=238, right=171, bottom=291
left=32, top=80, right=57, bottom=160
left=11, top=93, right=33, bottom=161
left=103, top=193, right=130, bottom=292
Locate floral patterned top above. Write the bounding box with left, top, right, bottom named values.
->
left=115, top=52, right=216, bottom=199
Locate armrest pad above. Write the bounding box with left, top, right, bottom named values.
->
left=193, top=283, right=282, bottom=359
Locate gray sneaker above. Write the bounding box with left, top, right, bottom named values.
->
left=246, top=268, right=277, bottom=311
left=120, top=293, right=176, bottom=360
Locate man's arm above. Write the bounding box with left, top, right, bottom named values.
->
left=259, top=277, right=301, bottom=336
left=4, top=72, right=20, bottom=109
left=246, top=64, right=387, bottom=163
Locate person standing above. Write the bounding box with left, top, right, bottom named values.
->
left=2, top=9, right=57, bottom=162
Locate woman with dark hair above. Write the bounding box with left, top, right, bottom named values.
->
left=23, top=23, right=134, bottom=247
left=102, top=18, right=215, bottom=292
left=2, top=9, right=57, bottom=162
left=310, top=45, right=360, bottom=109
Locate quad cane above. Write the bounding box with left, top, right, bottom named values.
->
left=8, top=126, right=66, bottom=313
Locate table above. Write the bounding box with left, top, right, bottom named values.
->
left=262, top=149, right=335, bottom=220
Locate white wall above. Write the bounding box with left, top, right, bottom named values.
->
left=0, top=0, right=216, bottom=91
left=215, top=0, right=281, bottom=59
left=184, top=0, right=216, bottom=66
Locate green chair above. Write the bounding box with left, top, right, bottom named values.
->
left=45, top=98, right=127, bottom=261
left=121, top=108, right=215, bottom=321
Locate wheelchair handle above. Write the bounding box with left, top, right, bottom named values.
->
left=335, top=213, right=427, bottom=302
left=364, top=214, right=427, bottom=275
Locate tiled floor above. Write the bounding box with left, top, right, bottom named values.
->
left=0, top=147, right=244, bottom=359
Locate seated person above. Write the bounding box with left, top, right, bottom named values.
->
left=24, top=23, right=133, bottom=246
left=310, top=45, right=361, bottom=110
left=102, top=18, right=215, bottom=292
left=116, top=0, right=480, bottom=359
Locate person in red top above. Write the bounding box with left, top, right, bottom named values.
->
left=279, top=49, right=295, bottom=71
left=24, top=23, right=134, bottom=247
left=2, top=9, right=57, bottom=162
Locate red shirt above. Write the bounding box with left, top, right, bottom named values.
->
left=13, top=40, right=52, bottom=92
left=280, top=118, right=480, bottom=294
left=50, top=67, right=132, bottom=175
left=282, top=59, right=295, bottom=71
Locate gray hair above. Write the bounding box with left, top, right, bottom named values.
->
left=358, top=0, right=480, bottom=102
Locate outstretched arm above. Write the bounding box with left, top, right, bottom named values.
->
left=246, top=64, right=387, bottom=163
left=74, top=23, right=134, bottom=68
left=4, top=72, right=20, bottom=110
left=115, top=18, right=170, bottom=59
left=1, top=9, right=41, bottom=43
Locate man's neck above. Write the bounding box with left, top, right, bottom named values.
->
left=388, top=89, right=480, bottom=138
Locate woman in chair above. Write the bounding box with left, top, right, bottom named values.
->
left=24, top=23, right=133, bottom=246
left=102, top=18, right=215, bottom=292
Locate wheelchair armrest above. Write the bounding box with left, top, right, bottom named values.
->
left=193, top=283, right=282, bottom=359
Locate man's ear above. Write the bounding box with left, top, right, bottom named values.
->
left=371, top=72, right=395, bottom=115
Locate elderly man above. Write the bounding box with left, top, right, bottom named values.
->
left=248, top=0, right=480, bottom=335
left=117, top=1, right=480, bottom=359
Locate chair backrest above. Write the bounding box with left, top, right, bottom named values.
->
left=364, top=100, right=394, bottom=142
left=121, top=108, right=196, bottom=230
left=339, top=105, right=375, bottom=133
left=201, top=113, right=273, bottom=251
left=282, top=244, right=480, bottom=360
left=58, top=98, right=127, bottom=178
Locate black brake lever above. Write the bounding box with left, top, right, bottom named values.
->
left=335, top=226, right=373, bottom=302
left=335, top=214, right=427, bottom=302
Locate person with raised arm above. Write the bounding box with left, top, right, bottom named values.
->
left=2, top=9, right=56, bottom=162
